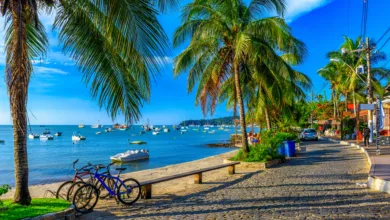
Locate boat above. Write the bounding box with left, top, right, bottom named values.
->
left=104, top=127, right=113, bottom=132
left=91, top=121, right=102, bottom=129
left=0, top=140, right=4, bottom=144
left=110, top=149, right=149, bottom=163
left=28, top=134, right=39, bottom=139
left=40, top=135, right=53, bottom=140
left=154, top=127, right=161, bottom=131
left=78, top=123, right=85, bottom=128
left=72, top=132, right=86, bottom=141
left=152, top=131, right=159, bottom=135
left=181, top=129, right=187, bottom=132
left=140, top=131, right=146, bottom=134
left=42, top=129, right=50, bottom=135
left=163, top=128, right=170, bottom=132
left=129, top=141, right=147, bottom=145
left=55, top=132, right=62, bottom=136
left=113, top=123, right=129, bottom=130
left=208, top=130, right=216, bottom=134
left=119, top=128, right=128, bottom=131
left=96, top=132, right=102, bottom=135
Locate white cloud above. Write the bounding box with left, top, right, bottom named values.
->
left=33, top=66, right=68, bottom=76
left=285, top=0, right=334, bottom=21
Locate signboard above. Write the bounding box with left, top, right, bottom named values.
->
left=360, top=104, right=375, bottom=110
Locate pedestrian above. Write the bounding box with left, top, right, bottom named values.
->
left=363, top=126, right=371, bottom=147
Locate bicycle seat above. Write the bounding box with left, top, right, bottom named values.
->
left=115, top=168, right=126, bottom=171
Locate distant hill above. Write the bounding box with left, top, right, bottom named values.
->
left=179, top=116, right=239, bottom=126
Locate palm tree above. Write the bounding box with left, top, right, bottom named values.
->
left=2, top=0, right=177, bottom=205
left=173, top=0, right=306, bottom=153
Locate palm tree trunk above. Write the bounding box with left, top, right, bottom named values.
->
left=265, top=106, right=271, bottom=130
left=353, top=91, right=357, bottom=117
left=332, top=89, right=336, bottom=119
left=234, top=61, right=249, bottom=153
left=8, top=2, right=31, bottom=205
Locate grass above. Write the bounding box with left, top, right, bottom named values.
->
left=0, top=198, right=70, bottom=220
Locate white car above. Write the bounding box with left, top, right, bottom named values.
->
left=300, top=128, right=319, bottom=141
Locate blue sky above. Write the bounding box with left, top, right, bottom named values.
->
left=0, top=0, right=388, bottom=125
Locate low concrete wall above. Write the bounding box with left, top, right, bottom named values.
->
left=224, top=159, right=282, bottom=169
left=25, top=208, right=75, bottom=220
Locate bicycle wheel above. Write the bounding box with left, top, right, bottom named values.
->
left=117, top=178, right=141, bottom=205
left=67, top=181, right=87, bottom=201
left=97, top=177, right=115, bottom=199
left=72, top=184, right=99, bottom=214
left=56, top=181, right=73, bottom=200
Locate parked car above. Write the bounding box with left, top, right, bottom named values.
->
left=300, top=128, right=318, bottom=141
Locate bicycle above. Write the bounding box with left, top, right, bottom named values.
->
left=72, top=164, right=141, bottom=213
left=56, top=159, right=94, bottom=200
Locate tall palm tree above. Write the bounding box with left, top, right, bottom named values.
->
left=173, top=0, right=305, bottom=153
left=2, top=0, right=177, bottom=205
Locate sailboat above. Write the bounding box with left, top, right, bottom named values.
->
left=28, top=124, right=39, bottom=139
left=78, top=122, right=85, bottom=128
left=91, top=120, right=102, bottom=128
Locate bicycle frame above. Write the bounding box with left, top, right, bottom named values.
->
left=94, top=173, right=125, bottom=196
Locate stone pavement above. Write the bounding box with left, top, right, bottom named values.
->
left=80, top=140, right=390, bottom=219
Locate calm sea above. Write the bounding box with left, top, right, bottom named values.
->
left=0, top=125, right=252, bottom=186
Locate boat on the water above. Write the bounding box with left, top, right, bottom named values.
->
left=163, top=128, right=170, bottom=132
left=119, top=128, right=128, bottom=131
left=0, top=140, right=4, bottom=144
left=104, top=127, right=113, bottom=132
left=152, top=131, right=159, bottom=135
left=96, top=132, right=102, bottom=135
left=110, top=149, right=149, bottom=163
left=91, top=121, right=102, bottom=129
left=28, top=134, right=39, bottom=139
left=55, top=132, right=62, bottom=136
left=72, top=132, right=86, bottom=141
left=208, top=130, right=216, bottom=134
left=129, top=141, right=147, bottom=145
left=42, top=129, right=50, bottom=135
left=40, top=135, right=53, bottom=140
left=78, top=123, right=85, bottom=128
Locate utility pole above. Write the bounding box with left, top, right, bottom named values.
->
left=311, top=90, right=314, bottom=128
left=366, top=37, right=374, bottom=143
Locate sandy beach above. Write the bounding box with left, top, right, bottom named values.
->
left=1, top=150, right=242, bottom=199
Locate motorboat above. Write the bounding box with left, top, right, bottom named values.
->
left=152, top=131, right=159, bottom=135
left=110, top=149, right=149, bottom=163
left=96, top=132, right=102, bottom=135
left=119, top=128, right=128, bottom=131
left=140, top=131, right=146, bottom=135
left=78, top=124, right=85, bottom=128
left=28, top=134, right=39, bottom=139
left=40, top=135, right=53, bottom=140
left=154, top=127, right=161, bottom=131
left=129, top=141, right=147, bottom=145
left=72, top=133, right=86, bottom=141
left=42, top=129, right=50, bottom=135
left=104, top=127, right=113, bottom=132
left=91, top=121, right=102, bottom=129
left=163, top=128, right=170, bottom=132
left=55, top=132, right=62, bottom=136
left=208, top=130, right=216, bottom=134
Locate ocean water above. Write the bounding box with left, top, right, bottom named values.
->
left=0, top=125, right=249, bottom=186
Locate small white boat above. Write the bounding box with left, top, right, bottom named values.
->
left=181, top=129, right=187, bottom=132
left=96, top=132, right=102, bottom=135
left=154, top=127, right=161, bottom=131
left=163, top=128, right=170, bottom=132
left=152, top=131, right=159, bottom=135
left=208, top=130, right=216, bottom=134
left=40, top=135, right=53, bottom=140
left=55, top=132, right=62, bottom=136
left=104, top=127, right=113, bottom=132
left=129, top=141, right=147, bottom=145
left=91, top=121, right=102, bottom=129
left=78, top=124, right=84, bottom=128
left=72, top=133, right=86, bottom=141
left=119, top=128, right=128, bottom=131
left=110, top=149, right=149, bottom=162
left=28, top=134, right=39, bottom=139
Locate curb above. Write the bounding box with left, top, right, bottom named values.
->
left=328, top=138, right=390, bottom=194
left=24, top=208, right=75, bottom=220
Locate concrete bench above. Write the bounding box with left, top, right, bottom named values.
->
left=139, top=162, right=240, bottom=199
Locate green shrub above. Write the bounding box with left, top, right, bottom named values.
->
left=0, top=185, right=11, bottom=212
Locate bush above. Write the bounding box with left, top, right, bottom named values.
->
left=0, top=185, right=11, bottom=212
left=232, top=131, right=297, bottom=162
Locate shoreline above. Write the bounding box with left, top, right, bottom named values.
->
left=1, top=150, right=239, bottom=199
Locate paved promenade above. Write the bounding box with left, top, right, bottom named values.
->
left=81, top=140, right=390, bottom=219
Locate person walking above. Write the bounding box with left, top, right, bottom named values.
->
left=363, top=126, right=371, bottom=147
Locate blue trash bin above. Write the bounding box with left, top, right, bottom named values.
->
left=284, top=140, right=296, bottom=157
left=278, top=143, right=285, bottom=157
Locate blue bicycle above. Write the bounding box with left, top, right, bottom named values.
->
left=72, top=163, right=141, bottom=213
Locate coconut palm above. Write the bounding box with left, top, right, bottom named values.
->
left=173, top=0, right=306, bottom=153
left=2, top=0, right=177, bottom=205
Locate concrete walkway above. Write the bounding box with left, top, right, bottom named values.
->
left=79, top=140, right=390, bottom=219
